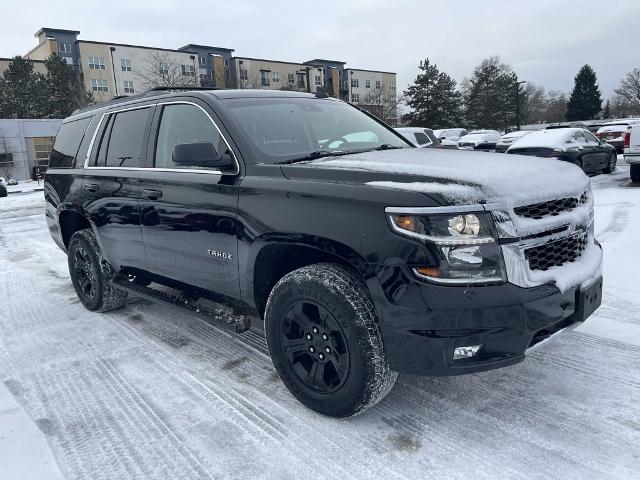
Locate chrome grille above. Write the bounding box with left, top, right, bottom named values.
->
left=514, top=192, right=587, bottom=220
left=524, top=232, right=587, bottom=271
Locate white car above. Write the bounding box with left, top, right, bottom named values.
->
left=457, top=133, right=500, bottom=151
left=395, top=127, right=459, bottom=149
left=495, top=130, right=532, bottom=153
left=468, top=129, right=502, bottom=137
left=433, top=128, right=468, bottom=142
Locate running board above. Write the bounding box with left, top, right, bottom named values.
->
left=111, top=277, right=252, bottom=333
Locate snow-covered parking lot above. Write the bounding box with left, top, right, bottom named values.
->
left=1, top=161, right=639, bottom=480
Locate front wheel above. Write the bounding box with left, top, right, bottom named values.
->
left=603, top=152, right=617, bottom=174
left=265, top=263, right=397, bottom=418
left=631, top=164, right=640, bottom=183
left=68, top=229, right=127, bottom=312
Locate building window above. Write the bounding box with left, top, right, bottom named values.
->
left=91, top=79, right=108, bottom=92
left=296, top=73, right=305, bottom=88
left=224, top=59, right=229, bottom=68
left=260, top=70, right=270, bottom=86
left=351, top=78, right=359, bottom=88
left=287, top=73, right=295, bottom=84
left=314, top=75, right=321, bottom=86
left=181, top=64, right=195, bottom=76
left=365, top=80, right=371, bottom=89
left=240, top=69, right=248, bottom=81
left=88, top=56, right=105, bottom=70
left=375, top=80, right=381, bottom=89
left=159, top=63, right=169, bottom=75
left=199, top=56, right=207, bottom=65
left=123, top=80, right=134, bottom=94
left=390, top=82, right=396, bottom=90
left=351, top=94, right=360, bottom=103
left=59, top=43, right=72, bottom=53
left=0, top=152, right=14, bottom=168
left=120, top=58, right=131, bottom=72
left=272, top=72, right=280, bottom=82
left=32, top=137, right=55, bottom=166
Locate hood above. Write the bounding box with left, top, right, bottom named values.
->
left=281, top=148, right=590, bottom=207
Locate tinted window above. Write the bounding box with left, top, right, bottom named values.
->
left=49, top=117, right=92, bottom=168
left=423, top=129, right=441, bottom=145
left=154, top=104, right=226, bottom=169
left=413, top=132, right=431, bottom=145
left=97, top=108, right=150, bottom=167
left=225, top=97, right=409, bottom=163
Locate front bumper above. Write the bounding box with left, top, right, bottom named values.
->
left=373, top=266, right=602, bottom=376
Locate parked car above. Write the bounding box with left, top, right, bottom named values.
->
left=45, top=88, right=602, bottom=418
left=595, top=120, right=640, bottom=153
left=395, top=127, right=458, bottom=149
left=546, top=121, right=588, bottom=130
left=458, top=132, right=500, bottom=151
left=0, top=177, right=7, bottom=198
left=433, top=128, right=468, bottom=142
left=624, top=123, right=640, bottom=182
left=468, top=129, right=502, bottom=137
left=507, top=127, right=617, bottom=174
left=495, top=130, right=532, bottom=153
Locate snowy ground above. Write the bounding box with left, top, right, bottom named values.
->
left=0, top=162, right=639, bottom=480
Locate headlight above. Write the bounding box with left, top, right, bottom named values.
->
left=388, top=212, right=505, bottom=285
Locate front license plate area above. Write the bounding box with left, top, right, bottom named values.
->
left=576, top=277, right=603, bottom=322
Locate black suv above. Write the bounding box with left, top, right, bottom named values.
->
left=45, top=88, right=603, bottom=418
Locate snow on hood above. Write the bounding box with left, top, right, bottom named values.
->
left=308, top=148, right=589, bottom=207
left=507, top=128, right=578, bottom=149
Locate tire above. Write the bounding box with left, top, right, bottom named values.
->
left=67, top=229, right=127, bottom=312
left=0, top=186, right=7, bottom=198
left=603, top=152, right=617, bottom=174
left=265, top=263, right=397, bottom=418
left=631, top=164, right=640, bottom=183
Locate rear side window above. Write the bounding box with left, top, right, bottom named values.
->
left=96, top=108, right=150, bottom=167
left=413, top=132, right=431, bottom=145
left=49, top=117, right=92, bottom=168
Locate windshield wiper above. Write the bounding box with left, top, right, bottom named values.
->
left=374, top=144, right=404, bottom=151
left=275, top=150, right=351, bottom=165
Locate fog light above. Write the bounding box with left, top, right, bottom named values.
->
left=453, top=345, right=482, bottom=360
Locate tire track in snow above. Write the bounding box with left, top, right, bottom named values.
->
left=596, top=201, right=632, bottom=242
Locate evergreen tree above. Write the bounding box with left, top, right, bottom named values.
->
left=43, top=54, right=93, bottom=118
left=462, top=56, right=522, bottom=131
left=566, top=65, right=602, bottom=121
left=0, top=56, right=45, bottom=118
left=602, top=99, right=612, bottom=119
left=402, top=58, right=462, bottom=129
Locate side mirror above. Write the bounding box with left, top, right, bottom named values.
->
left=173, top=142, right=234, bottom=169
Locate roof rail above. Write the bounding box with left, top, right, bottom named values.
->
left=142, top=86, right=222, bottom=97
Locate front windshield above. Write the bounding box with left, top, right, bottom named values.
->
left=223, top=97, right=410, bottom=163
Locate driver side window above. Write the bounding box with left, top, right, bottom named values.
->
left=155, top=103, right=228, bottom=169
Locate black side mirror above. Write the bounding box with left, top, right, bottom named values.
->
left=173, top=142, right=234, bottom=169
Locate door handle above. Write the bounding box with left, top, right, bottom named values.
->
left=142, top=189, right=163, bottom=200
left=83, top=183, right=98, bottom=192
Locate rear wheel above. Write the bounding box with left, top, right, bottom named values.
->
left=603, top=152, right=617, bottom=174
left=631, top=164, right=640, bottom=183
left=0, top=186, right=7, bottom=197
left=68, top=229, right=127, bottom=312
left=265, top=263, right=397, bottom=418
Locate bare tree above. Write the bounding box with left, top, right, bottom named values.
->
left=610, top=93, right=638, bottom=119
left=236, top=68, right=262, bottom=89
left=360, top=82, right=400, bottom=125
left=0, top=130, right=15, bottom=180
left=136, top=51, right=199, bottom=90
left=614, top=68, right=640, bottom=115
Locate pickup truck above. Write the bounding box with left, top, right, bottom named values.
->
left=624, top=123, right=640, bottom=182
left=44, top=88, right=603, bottom=417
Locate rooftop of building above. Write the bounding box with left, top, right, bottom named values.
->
left=179, top=44, right=235, bottom=53
left=304, top=59, right=346, bottom=65
left=34, top=27, right=80, bottom=37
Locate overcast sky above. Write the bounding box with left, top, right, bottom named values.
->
left=3, top=0, right=638, bottom=97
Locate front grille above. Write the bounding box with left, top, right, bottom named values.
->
left=514, top=192, right=587, bottom=220
left=525, top=232, right=587, bottom=271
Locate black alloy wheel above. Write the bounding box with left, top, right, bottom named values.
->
left=72, top=245, right=98, bottom=303
left=280, top=300, right=350, bottom=393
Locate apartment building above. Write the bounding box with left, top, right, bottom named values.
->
left=0, top=57, right=47, bottom=75
left=231, top=57, right=324, bottom=92
left=15, top=27, right=397, bottom=123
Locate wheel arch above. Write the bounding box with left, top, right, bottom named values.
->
left=58, top=208, right=93, bottom=250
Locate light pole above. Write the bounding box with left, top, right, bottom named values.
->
left=515, top=80, right=527, bottom=131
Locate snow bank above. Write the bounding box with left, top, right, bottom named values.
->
left=311, top=148, right=590, bottom=207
